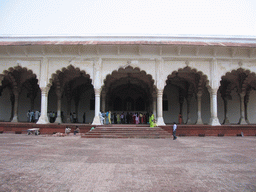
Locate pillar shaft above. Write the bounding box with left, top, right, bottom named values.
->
left=222, top=97, right=230, bottom=124
left=209, top=89, right=220, bottom=126
left=186, top=95, right=192, bottom=124
left=37, top=87, right=50, bottom=124
left=11, top=91, right=19, bottom=122
left=55, top=91, right=62, bottom=123
left=102, top=91, right=106, bottom=112
left=239, top=93, right=247, bottom=124
left=196, top=91, right=203, bottom=124
left=153, top=92, right=157, bottom=117
left=92, top=89, right=101, bottom=125
left=156, top=89, right=165, bottom=126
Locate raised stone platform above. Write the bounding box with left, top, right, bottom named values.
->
left=0, top=122, right=256, bottom=137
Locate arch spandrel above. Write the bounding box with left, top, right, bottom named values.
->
left=48, top=60, right=94, bottom=87
left=164, top=66, right=210, bottom=91
left=162, top=60, right=211, bottom=88
left=102, top=65, right=156, bottom=93
left=217, top=60, right=256, bottom=81
left=48, top=65, right=93, bottom=90
left=0, top=66, right=38, bottom=87
left=0, top=60, right=41, bottom=86
left=220, top=68, right=256, bottom=93
left=101, top=60, right=157, bottom=87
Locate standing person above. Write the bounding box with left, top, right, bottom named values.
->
left=120, top=112, right=124, bottom=124
left=126, top=112, right=129, bottom=124
left=83, top=112, right=86, bottom=123
left=70, top=113, right=73, bottom=123
left=108, top=111, right=111, bottom=125
left=30, top=110, right=34, bottom=122
left=99, top=111, right=104, bottom=125
left=105, top=111, right=109, bottom=124
left=149, top=114, right=156, bottom=127
left=135, top=113, right=139, bottom=124
left=73, top=112, right=77, bottom=123
left=178, top=114, right=182, bottom=124
left=114, top=113, right=117, bottom=124
left=27, top=110, right=30, bottom=122
left=117, top=113, right=121, bottom=124
left=34, top=110, right=39, bottom=123
left=173, top=122, right=177, bottom=140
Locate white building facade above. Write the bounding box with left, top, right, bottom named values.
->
left=0, top=36, right=256, bottom=126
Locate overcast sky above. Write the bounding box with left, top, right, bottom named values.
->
left=0, top=0, right=256, bottom=36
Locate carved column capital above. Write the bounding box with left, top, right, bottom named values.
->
left=157, top=89, right=163, bottom=96
left=40, top=86, right=50, bottom=94
left=94, top=88, right=101, bottom=96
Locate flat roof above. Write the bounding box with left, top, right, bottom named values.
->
left=0, top=35, right=256, bottom=48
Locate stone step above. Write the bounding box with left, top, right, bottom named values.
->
left=83, top=126, right=172, bottom=139
left=82, top=134, right=171, bottom=139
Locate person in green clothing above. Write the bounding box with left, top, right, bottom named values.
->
left=149, top=113, right=156, bottom=127
left=108, top=111, right=111, bottom=125
left=117, top=113, right=121, bottom=124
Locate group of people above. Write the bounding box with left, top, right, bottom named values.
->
left=100, top=111, right=152, bottom=125
left=45, top=111, right=85, bottom=123
left=27, top=110, right=41, bottom=123
left=65, top=126, right=80, bottom=135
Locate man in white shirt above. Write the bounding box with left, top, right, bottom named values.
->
left=173, top=122, right=177, bottom=140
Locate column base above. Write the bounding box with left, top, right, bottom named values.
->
left=196, top=118, right=203, bottom=125
left=92, top=115, right=101, bottom=125
left=209, top=117, right=220, bottom=126
left=11, top=116, right=18, bottom=123
left=238, top=117, right=247, bottom=125
left=187, top=118, right=193, bottom=124
left=54, top=116, right=62, bottom=124
left=156, top=117, right=165, bottom=126
left=222, top=117, right=230, bottom=124
left=37, top=116, right=49, bottom=124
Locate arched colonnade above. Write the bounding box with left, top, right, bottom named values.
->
left=1, top=62, right=256, bottom=126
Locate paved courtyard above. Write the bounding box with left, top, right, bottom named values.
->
left=0, top=134, right=256, bottom=192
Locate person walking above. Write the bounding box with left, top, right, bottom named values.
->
left=173, top=122, right=177, bottom=140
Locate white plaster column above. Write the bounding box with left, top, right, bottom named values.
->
left=196, top=90, right=203, bottom=124
left=239, top=92, right=247, bottom=124
left=92, top=88, right=101, bottom=125
left=101, top=90, right=106, bottom=112
left=186, top=95, right=193, bottom=124
left=156, top=89, right=165, bottom=126
left=153, top=91, right=157, bottom=117
left=92, top=58, right=103, bottom=125
left=209, top=89, right=220, bottom=125
left=54, top=88, right=62, bottom=124
left=37, top=87, right=50, bottom=124
left=66, top=99, right=71, bottom=123
left=11, top=90, right=19, bottom=122
left=222, top=97, right=230, bottom=124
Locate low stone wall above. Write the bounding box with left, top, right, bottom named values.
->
left=0, top=122, right=94, bottom=135
left=160, top=125, right=256, bottom=136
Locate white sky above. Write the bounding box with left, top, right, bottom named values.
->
left=0, top=0, right=256, bottom=36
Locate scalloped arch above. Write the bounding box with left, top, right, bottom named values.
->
left=222, top=68, right=256, bottom=92
left=48, top=64, right=92, bottom=87
left=103, top=65, right=156, bottom=90
left=166, top=66, right=210, bottom=89
left=0, top=66, right=37, bottom=86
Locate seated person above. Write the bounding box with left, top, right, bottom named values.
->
left=74, top=126, right=80, bottom=135
left=65, top=126, right=71, bottom=134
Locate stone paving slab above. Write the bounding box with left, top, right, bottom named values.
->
left=0, top=134, right=256, bottom=192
